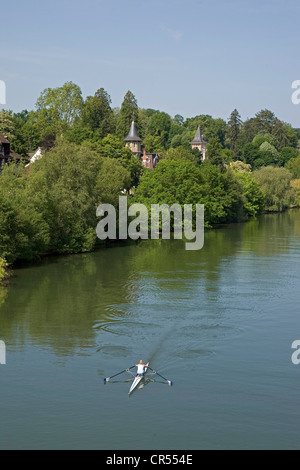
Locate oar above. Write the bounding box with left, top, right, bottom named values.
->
left=104, top=366, right=135, bottom=383
left=148, top=367, right=173, bottom=386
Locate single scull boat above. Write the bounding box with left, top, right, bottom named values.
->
left=129, top=362, right=149, bottom=395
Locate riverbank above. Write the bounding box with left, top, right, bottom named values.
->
left=2, top=206, right=295, bottom=275
left=3, top=204, right=299, bottom=284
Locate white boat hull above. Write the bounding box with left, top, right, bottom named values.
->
left=129, top=362, right=149, bottom=394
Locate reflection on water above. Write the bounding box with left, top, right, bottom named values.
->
left=1, top=210, right=300, bottom=449
left=1, top=210, right=300, bottom=358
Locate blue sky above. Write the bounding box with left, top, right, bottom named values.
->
left=1, top=0, right=300, bottom=126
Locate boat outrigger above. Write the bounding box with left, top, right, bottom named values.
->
left=104, top=362, right=173, bottom=395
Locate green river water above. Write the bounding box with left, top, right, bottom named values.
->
left=0, top=210, right=300, bottom=450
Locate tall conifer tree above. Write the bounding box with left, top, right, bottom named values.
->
left=227, top=109, right=243, bottom=155
left=116, top=91, right=139, bottom=139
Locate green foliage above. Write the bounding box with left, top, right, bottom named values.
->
left=226, top=109, right=243, bottom=156
left=184, top=115, right=226, bottom=145
left=27, top=140, right=101, bottom=254
left=0, top=257, right=8, bottom=282
left=221, top=148, right=234, bottom=163
left=159, top=146, right=199, bottom=165
left=1, top=83, right=299, bottom=269
left=91, top=134, right=125, bottom=158
left=116, top=90, right=139, bottom=139
left=230, top=161, right=251, bottom=173
left=0, top=163, right=50, bottom=263
left=199, top=164, right=245, bottom=224
left=252, top=133, right=277, bottom=147
left=291, top=179, right=300, bottom=206
left=11, top=110, right=45, bottom=155
left=146, top=111, right=172, bottom=149
left=278, top=147, right=299, bottom=167
left=259, top=141, right=279, bottom=163
left=170, top=134, right=182, bottom=148
left=36, top=81, right=83, bottom=128
left=243, top=132, right=287, bottom=169
left=0, top=109, right=15, bottom=141
left=0, top=139, right=132, bottom=264
left=206, top=137, right=225, bottom=168
left=253, top=166, right=295, bottom=212
left=66, top=125, right=94, bottom=145
left=235, top=172, right=265, bottom=218
left=273, top=120, right=297, bottom=150
left=173, top=115, right=184, bottom=126
left=95, top=158, right=131, bottom=206
left=286, top=156, right=300, bottom=178
left=170, top=130, right=194, bottom=150
left=133, top=159, right=204, bottom=209
left=142, top=134, right=165, bottom=153
left=81, top=88, right=115, bottom=136
left=239, top=110, right=298, bottom=152
left=253, top=109, right=277, bottom=134
left=134, top=159, right=248, bottom=227
left=82, top=134, right=143, bottom=188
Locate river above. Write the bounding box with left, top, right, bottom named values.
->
left=0, top=210, right=300, bottom=450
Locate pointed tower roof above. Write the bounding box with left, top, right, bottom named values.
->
left=190, top=125, right=205, bottom=144
left=124, top=121, right=142, bottom=142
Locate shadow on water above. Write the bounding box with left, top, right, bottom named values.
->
left=0, top=210, right=300, bottom=361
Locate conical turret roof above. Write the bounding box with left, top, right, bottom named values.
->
left=190, top=125, right=205, bottom=144
left=124, top=121, right=142, bottom=142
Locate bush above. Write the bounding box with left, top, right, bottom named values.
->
left=133, top=158, right=249, bottom=227
left=0, top=164, right=50, bottom=264
left=235, top=172, right=265, bottom=218
left=290, top=179, right=300, bottom=206
left=0, top=139, right=131, bottom=263
left=27, top=139, right=130, bottom=254
left=286, top=156, right=300, bottom=178
left=253, top=166, right=295, bottom=212
left=0, top=257, right=8, bottom=282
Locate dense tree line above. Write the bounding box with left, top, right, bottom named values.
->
left=1, top=81, right=300, bottom=275
left=1, top=82, right=298, bottom=166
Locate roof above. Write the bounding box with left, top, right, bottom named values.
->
left=9, top=151, right=23, bottom=160
left=0, top=134, right=10, bottom=144
left=124, top=121, right=142, bottom=142
left=190, top=125, right=206, bottom=144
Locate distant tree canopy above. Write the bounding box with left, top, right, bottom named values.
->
left=81, top=88, right=115, bottom=137
left=1, top=82, right=300, bottom=269
left=4, top=82, right=299, bottom=174
left=36, top=81, right=83, bottom=128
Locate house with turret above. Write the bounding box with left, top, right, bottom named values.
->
left=190, top=126, right=207, bottom=160
left=124, top=121, right=159, bottom=169
left=124, top=121, right=207, bottom=167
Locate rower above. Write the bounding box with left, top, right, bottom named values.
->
left=136, top=360, right=147, bottom=376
